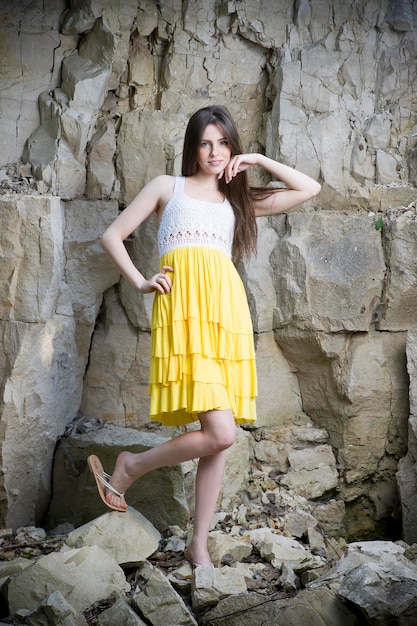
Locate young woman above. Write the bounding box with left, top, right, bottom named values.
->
left=88, top=105, right=321, bottom=568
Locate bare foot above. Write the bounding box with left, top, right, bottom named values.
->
left=105, top=451, right=140, bottom=510
left=184, top=544, right=213, bottom=569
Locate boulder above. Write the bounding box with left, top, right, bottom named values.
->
left=64, top=508, right=161, bottom=566
left=192, top=566, right=247, bottom=612
left=310, top=541, right=417, bottom=625
left=132, top=561, right=198, bottom=626
left=45, top=423, right=189, bottom=532
left=248, top=528, right=325, bottom=572
left=201, top=591, right=290, bottom=625
left=40, top=591, right=88, bottom=626
left=6, top=545, right=130, bottom=614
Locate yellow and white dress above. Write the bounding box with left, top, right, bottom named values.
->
left=149, top=176, right=257, bottom=426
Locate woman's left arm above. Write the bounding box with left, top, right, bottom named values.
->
left=224, top=153, right=321, bottom=216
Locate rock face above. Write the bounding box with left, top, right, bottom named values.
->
left=397, top=326, right=417, bottom=543
left=0, top=0, right=416, bottom=551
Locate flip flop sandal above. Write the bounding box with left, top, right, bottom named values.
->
left=87, top=454, right=127, bottom=512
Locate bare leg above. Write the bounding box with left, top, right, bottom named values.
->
left=104, top=409, right=236, bottom=512
left=184, top=450, right=228, bottom=567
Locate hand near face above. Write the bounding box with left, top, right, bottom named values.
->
left=223, top=153, right=260, bottom=184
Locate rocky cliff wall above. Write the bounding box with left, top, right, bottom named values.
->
left=0, top=0, right=416, bottom=540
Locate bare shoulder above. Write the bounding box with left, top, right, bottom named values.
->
left=150, top=175, right=176, bottom=213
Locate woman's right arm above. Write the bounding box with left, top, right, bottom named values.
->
left=100, top=175, right=174, bottom=294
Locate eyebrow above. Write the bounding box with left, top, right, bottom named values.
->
left=201, top=136, right=228, bottom=142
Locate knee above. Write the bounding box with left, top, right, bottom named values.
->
left=212, top=427, right=236, bottom=452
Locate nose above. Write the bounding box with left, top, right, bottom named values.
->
left=210, top=143, right=219, bottom=156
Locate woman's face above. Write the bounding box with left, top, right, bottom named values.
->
left=196, top=123, right=232, bottom=177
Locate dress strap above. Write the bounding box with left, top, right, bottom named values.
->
left=173, top=176, right=185, bottom=196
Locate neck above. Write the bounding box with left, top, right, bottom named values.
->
left=188, top=174, right=219, bottom=190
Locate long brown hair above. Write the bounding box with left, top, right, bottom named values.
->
left=181, top=105, right=259, bottom=262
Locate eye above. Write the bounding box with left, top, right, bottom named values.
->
left=201, top=141, right=210, bottom=148
left=220, top=140, right=228, bottom=146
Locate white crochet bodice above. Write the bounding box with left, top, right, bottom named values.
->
left=157, top=177, right=235, bottom=258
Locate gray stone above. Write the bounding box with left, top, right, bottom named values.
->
left=207, top=531, right=253, bottom=567
left=40, top=591, right=88, bottom=626
left=287, top=445, right=336, bottom=471
left=253, top=332, right=302, bottom=428
left=64, top=508, right=161, bottom=566
left=282, top=510, right=318, bottom=538
left=280, top=466, right=339, bottom=499
left=278, top=587, right=359, bottom=626
left=338, top=560, right=417, bottom=623
left=6, top=545, right=130, bottom=614
left=45, top=423, right=189, bottom=532
left=397, top=326, right=417, bottom=543
left=248, top=528, right=325, bottom=573
left=96, top=597, right=147, bottom=626
left=0, top=0, right=417, bottom=551
left=0, top=0, right=65, bottom=166
left=192, top=566, right=247, bottom=612
left=380, top=207, right=417, bottom=330
left=271, top=212, right=386, bottom=332
left=133, top=561, right=197, bottom=626
left=201, top=592, right=290, bottom=625
left=281, top=562, right=298, bottom=591
left=0, top=195, right=64, bottom=323
left=310, top=541, right=417, bottom=624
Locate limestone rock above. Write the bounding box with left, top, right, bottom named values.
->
left=380, top=207, right=417, bottom=330
left=276, top=325, right=409, bottom=489
left=0, top=195, right=64, bottom=323
left=260, top=535, right=324, bottom=573
left=207, top=531, right=253, bottom=567
left=1, top=0, right=417, bottom=549
left=288, top=445, right=336, bottom=471
left=63, top=198, right=120, bottom=325
left=96, top=597, right=147, bottom=626
left=280, top=465, right=339, bottom=500
left=45, top=423, right=189, bottom=532
left=201, top=591, right=290, bottom=625
left=133, top=561, right=197, bottom=626
left=271, top=212, right=386, bottom=332
left=6, top=545, right=130, bottom=614
left=40, top=591, right=88, bottom=626
left=61, top=54, right=111, bottom=110
left=168, top=562, right=194, bottom=595
left=248, top=528, right=324, bottom=573
left=116, top=110, right=187, bottom=204
left=397, top=326, right=417, bottom=543
left=338, top=559, right=417, bottom=623
left=0, top=0, right=65, bottom=167
left=310, top=541, right=417, bottom=624
left=192, top=566, right=248, bottom=612
left=253, top=332, right=302, bottom=428
left=278, top=587, right=360, bottom=626
left=203, top=585, right=359, bottom=625
left=280, top=444, right=339, bottom=500
left=282, top=509, right=318, bottom=539
left=64, top=508, right=161, bottom=566
left=80, top=288, right=152, bottom=428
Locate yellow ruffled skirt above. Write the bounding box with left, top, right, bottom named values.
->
left=149, top=246, right=257, bottom=426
